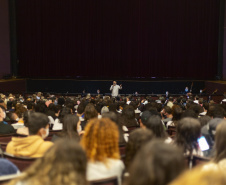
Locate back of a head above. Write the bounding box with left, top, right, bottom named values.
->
left=212, top=105, right=225, bottom=119
left=145, top=115, right=166, bottom=138
left=102, top=111, right=118, bottom=125
left=13, top=139, right=87, bottom=185
left=198, top=115, right=211, bottom=127
left=126, top=140, right=185, bottom=185
left=125, top=128, right=154, bottom=169
left=81, top=118, right=119, bottom=162
left=172, top=105, right=183, bottom=121
left=77, top=102, right=86, bottom=114
left=164, top=106, right=172, bottom=115
left=122, top=105, right=135, bottom=119
left=28, top=112, right=49, bottom=135
left=84, top=103, right=98, bottom=121
left=61, top=114, right=80, bottom=140
left=101, top=106, right=109, bottom=115
left=176, top=118, right=201, bottom=153
left=214, top=120, right=226, bottom=163
left=59, top=107, right=72, bottom=123
left=182, top=109, right=198, bottom=119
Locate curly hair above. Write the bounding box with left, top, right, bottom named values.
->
left=80, top=118, right=120, bottom=163
left=8, top=139, right=87, bottom=185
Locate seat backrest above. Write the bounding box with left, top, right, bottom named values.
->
left=126, top=126, right=139, bottom=133
left=167, top=126, right=176, bottom=136
left=3, top=152, right=39, bottom=172
left=0, top=174, right=21, bottom=185
left=89, top=176, right=118, bottom=185
left=185, top=155, right=210, bottom=169
left=0, top=134, right=16, bottom=143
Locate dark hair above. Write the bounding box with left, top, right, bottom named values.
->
left=172, top=105, right=182, bottom=121
left=125, top=128, right=154, bottom=169
left=212, top=105, right=225, bottom=119
left=84, top=103, right=98, bottom=121
left=182, top=109, right=198, bottom=119
left=125, top=140, right=185, bottom=185
left=34, top=101, right=47, bottom=113
left=198, top=115, right=211, bottom=127
left=175, top=118, right=201, bottom=155
left=23, top=111, right=34, bottom=127
left=102, top=111, right=126, bottom=145
left=119, top=105, right=137, bottom=127
left=57, top=114, right=80, bottom=140
left=214, top=120, right=226, bottom=162
left=164, top=106, right=172, bottom=114
left=28, top=112, right=49, bottom=135
left=58, top=107, right=72, bottom=123
left=57, top=97, right=65, bottom=106
left=145, top=115, right=167, bottom=139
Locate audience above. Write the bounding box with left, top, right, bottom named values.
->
left=0, top=92, right=226, bottom=185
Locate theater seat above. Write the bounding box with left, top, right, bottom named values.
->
left=89, top=176, right=118, bottom=185
left=0, top=174, right=21, bottom=185
left=3, top=152, right=39, bottom=171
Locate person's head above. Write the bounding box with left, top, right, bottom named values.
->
left=122, top=105, right=135, bottom=120
left=182, top=109, right=198, bottom=119
left=198, top=115, right=211, bottom=127
left=126, top=140, right=185, bottom=185
left=175, top=118, right=201, bottom=154
left=28, top=112, right=50, bottom=138
left=15, top=104, right=27, bottom=118
left=101, top=106, right=109, bottom=115
left=59, top=107, right=72, bottom=123
left=10, top=139, right=87, bottom=185
left=172, top=105, right=183, bottom=122
left=61, top=114, right=80, bottom=140
left=23, top=111, right=34, bottom=127
left=163, top=106, right=172, bottom=116
left=84, top=103, right=98, bottom=121
left=169, top=167, right=226, bottom=185
left=213, top=120, right=226, bottom=163
left=81, top=118, right=119, bottom=162
left=144, top=115, right=167, bottom=138
left=113, top=81, right=117, bottom=85
left=77, top=102, right=86, bottom=115
left=125, top=129, right=154, bottom=169
left=0, top=106, right=6, bottom=121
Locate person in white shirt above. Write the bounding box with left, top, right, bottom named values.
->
left=110, top=81, right=122, bottom=97
left=81, top=118, right=125, bottom=185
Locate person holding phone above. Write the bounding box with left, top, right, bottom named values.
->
left=110, top=81, right=122, bottom=97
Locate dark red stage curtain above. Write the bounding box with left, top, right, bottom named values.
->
left=16, top=0, right=220, bottom=79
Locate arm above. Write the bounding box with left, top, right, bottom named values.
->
left=119, top=84, right=122, bottom=90
left=110, top=85, right=113, bottom=91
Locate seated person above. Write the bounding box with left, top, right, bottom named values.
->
left=0, top=158, right=19, bottom=176
left=0, top=106, right=16, bottom=134
left=6, top=112, right=53, bottom=157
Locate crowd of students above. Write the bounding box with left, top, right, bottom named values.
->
left=0, top=92, right=226, bottom=185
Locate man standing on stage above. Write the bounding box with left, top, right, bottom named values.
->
left=110, top=81, right=122, bottom=97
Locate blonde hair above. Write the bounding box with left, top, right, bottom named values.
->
left=81, top=118, right=120, bottom=163
left=170, top=167, right=226, bottom=185
left=8, top=139, right=87, bottom=185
